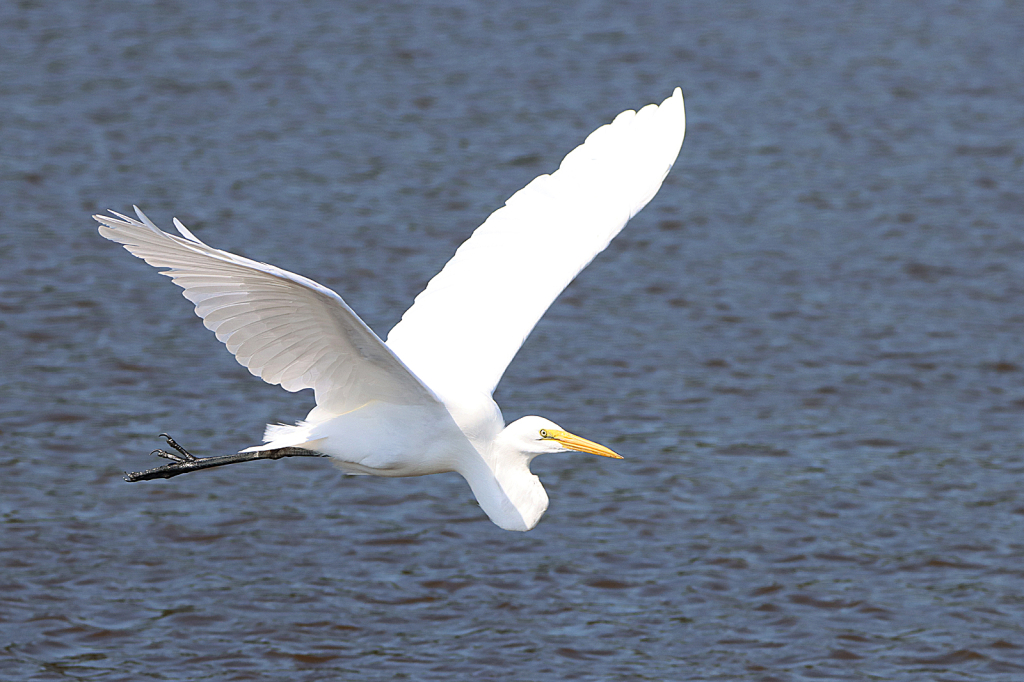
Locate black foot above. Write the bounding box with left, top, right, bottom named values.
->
left=151, top=433, right=197, bottom=463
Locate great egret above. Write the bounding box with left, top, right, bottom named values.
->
left=96, top=88, right=685, bottom=531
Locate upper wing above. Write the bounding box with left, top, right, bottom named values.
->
left=386, top=88, right=686, bottom=399
left=95, top=208, right=439, bottom=416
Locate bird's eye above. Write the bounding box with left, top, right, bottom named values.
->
left=539, top=429, right=549, bottom=438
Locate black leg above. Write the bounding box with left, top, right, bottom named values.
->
left=125, top=434, right=328, bottom=482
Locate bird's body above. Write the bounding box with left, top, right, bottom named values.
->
left=96, top=89, right=686, bottom=531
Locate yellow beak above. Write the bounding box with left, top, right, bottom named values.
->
left=544, top=429, right=623, bottom=459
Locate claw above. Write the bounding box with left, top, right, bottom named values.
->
left=151, top=448, right=189, bottom=463
left=158, top=433, right=196, bottom=461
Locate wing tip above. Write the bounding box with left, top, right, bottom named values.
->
left=172, top=217, right=204, bottom=244
left=94, top=205, right=204, bottom=246
left=664, top=87, right=685, bottom=124
left=93, top=208, right=135, bottom=225
left=133, top=205, right=165, bottom=235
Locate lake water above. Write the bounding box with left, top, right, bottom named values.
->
left=2, top=1, right=1024, bottom=679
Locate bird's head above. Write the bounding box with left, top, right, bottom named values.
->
left=498, top=416, right=623, bottom=462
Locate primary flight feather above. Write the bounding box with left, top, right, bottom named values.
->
left=96, top=88, right=686, bottom=531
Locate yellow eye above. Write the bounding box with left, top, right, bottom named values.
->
left=539, top=429, right=549, bottom=438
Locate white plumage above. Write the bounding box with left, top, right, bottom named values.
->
left=96, top=88, right=686, bottom=531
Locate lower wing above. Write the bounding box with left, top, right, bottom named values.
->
left=96, top=207, right=439, bottom=417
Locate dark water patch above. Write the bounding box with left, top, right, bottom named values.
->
left=904, top=261, right=955, bottom=282
left=789, top=595, right=861, bottom=610
left=955, top=144, right=1014, bottom=157
left=981, top=361, right=1020, bottom=373
left=586, top=578, right=631, bottom=589
left=717, top=443, right=789, bottom=457
left=855, top=438, right=902, bottom=448
left=900, top=648, right=987, bottom=665
left=420, top=580, right=472, bottom=593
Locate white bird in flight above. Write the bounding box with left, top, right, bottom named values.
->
left=96, top=88, right=685, bottom=531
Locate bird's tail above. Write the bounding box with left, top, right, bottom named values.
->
left=239, top=421, right=318, bottom=453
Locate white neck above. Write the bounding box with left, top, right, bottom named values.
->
left=456, top=445, right=549, bottom=532
left=440, top=394, right=550, bottom=531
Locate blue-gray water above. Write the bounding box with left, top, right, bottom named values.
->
left=3, top=1, right=1024, bottom=680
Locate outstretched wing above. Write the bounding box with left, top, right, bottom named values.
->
left=95, top=208, right=439, bottom=416
left=385, top=88, right=686, bottom=399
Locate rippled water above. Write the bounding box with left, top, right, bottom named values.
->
left=3, top=1, right=1024, bottom=679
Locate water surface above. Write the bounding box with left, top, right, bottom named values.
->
left=2, top=1, right=1024, bottom=679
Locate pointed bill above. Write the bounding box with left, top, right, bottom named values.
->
left=544, top=429, right=623, bottom=459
